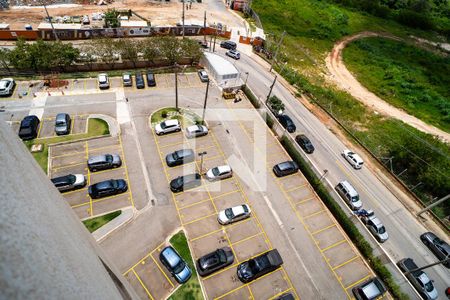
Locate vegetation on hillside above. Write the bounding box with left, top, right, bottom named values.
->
left=83, top=210, right=122, bottom=233
left=343, top=37, right=450, bottom=132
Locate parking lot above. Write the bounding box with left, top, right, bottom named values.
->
left=0, top=72, right=204, bottom=101
left=123, top=118, right=298, bottom=300
left=124, top=241, right=178, bottom=300
left=48, top=135, right=134, bottom=219
left=221, top=97, right=378, bottom=298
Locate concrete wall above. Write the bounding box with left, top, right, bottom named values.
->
left=0, top=121, right=137, bottom=299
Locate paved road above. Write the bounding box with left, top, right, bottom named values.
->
left=222, top=47, right=450, bottom=297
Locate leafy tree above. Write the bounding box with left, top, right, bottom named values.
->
left=116, top=39, right=139, bottom=67
left=268, top=95, right=285, bottom=114
left=104, top=9, right=120, bottom=28
left=159, top=36, right=182, bottom=65
left=0, top=48, right=11, bottom=72
left=9, top=38, right=33, bottom=70
left=52, top=41, right=79, bottom=70
left=79, top=45, right=98, bottom=70
left=180, top=38, right=203, bottom=64
left=142, top=37, right=160, bottom=65
left=91, top=38, right=119, bottom=69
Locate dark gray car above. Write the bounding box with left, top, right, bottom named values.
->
left=55, top=113, right=71, bottom=135
left=166, top=149, right=195, bottom=167
left=170, top=173, right=201, bottom=193
left=420, top=232, right=450, bottom=268
left=88, top=179, right=127, bottom=199
left=87, top=154, right=121, bottom=172
left=273, top=161, right=299, bottom=177
left=197, top=247, right=234, bottom=277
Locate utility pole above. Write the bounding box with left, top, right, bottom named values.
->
left=42, top=1, right=58, bottom=41
left=417, top=194, right=450, bottom=217
left=175, top=64, right=179, bottom=110
left=182, top=0, right=185, bottom=39
left=202, top=79, right=210, bottom=123
left=203, top=11, right=207, bottom=43
left=265, top=74, right=277, bottom=105
left=198, top=151, right=207, bottom=174
left=244, top=72, right=249, bottom=86
left=404, top=257, right=450, bottom=275
left=269, top=31, right=285, bottom=72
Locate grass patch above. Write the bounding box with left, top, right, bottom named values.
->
left=151, top=107, right=202, bottom=127
left=24, top=118, right=109, bottom=173
left=343, top=37, right=450, bottom=132
left=82, top=210, right=122, bottom=233
left=168, top=231, right=203, bottom=300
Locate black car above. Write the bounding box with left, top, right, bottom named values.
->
left=146, top=70, right=156, bottom=87
left=135, top=72, right=145, bottom=89
left=170, top=173, right=202, bottom=193
left=18, top=115, right=40, bottom=140
left=197, top=247, right=234, bottom=277
left=420, top=232, right=450, bottom=268
left=220, top=40, right=237, bottom=50
left=88, top=179, right=128, bottom=199
left=273, top=161, right=299, bottom=177
left=166, top=149, right=195, bottom=167
left=295, top=134, right=315, bottom=154
left=237, top=249, right=283, bottom=283
left=277, top=115, right=296, bottom=133
left=275, top=293, right=295, bottom=300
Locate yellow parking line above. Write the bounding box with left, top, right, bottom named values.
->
left=231, top=232, right=264, bottom=247
left=345, top=274, right=371, bottom=290
left=83, top=79, right=86, bottom=90
left=303, top=209, right=326, bottom=219
left=276, top=172, right=300, bottom=180
left=311, top=224, right=336, bottom=235
left=320, top=239, right=347, bottom=253
left=85, top=141, right=93, bottom=216
left=195, top=144, right=217, bottom=152
left=52, top=162, right=86, bottom=170
left=71, top=192, right=130, bottom=209
left=178, top=198, right=211, bottom=210
left=91, top=166, right=125, bottom=176
left=88, top=144, right=123, bottom=154
left=150, top=253, right=175, bottom=288
left=295, top=196, right=315, bottom=205
left=166, top=161, right=196, bottom=171
left=203, top=154, right=222, bottom=162
left=269, top=288, right=293, bottom=300
left=61, top=188, right=87, bottom=195
left=280, top=268, right=300, bottom=300
left=247, top=286, right=255, bottom=300
left=36, top=122, right=43, bottom=139
left=51, top=150, right=86, bottom=159
left=70, top=117, right=75, bottom=134
left=118, top=134, right=135, bottom=208
left=190, top=227, right=224, bottom=242
left=158, top=140, right=186, bottom=149
left=211, top=189, right=240, bottom=201
left=332, top=256, right=359, bottom=271
left=286, top=183, right=308, bottom=193
left=71, top=201, right=90, bottom=209
left=124, top=241, right=167, bottom=275
left=214, top=268, right=283, bottom=300
left=131, top=269, right=154, bottom=300
left=181, top=211, right=216, bottom=226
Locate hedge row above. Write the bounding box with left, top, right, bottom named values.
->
left=281, top=136, right=408, bottom=300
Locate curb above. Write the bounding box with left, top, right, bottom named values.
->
left=92, top=206, right=136, bottom=242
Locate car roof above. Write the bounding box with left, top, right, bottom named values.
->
left=162, top=119, right=179, bottom=126
left=94, top=180, right=114, bottom=189
left=51, top=174, right=73, bottom=184
left=98, top=73, right=108, bottom=80
left=231, top=204, right=247, bottom=215
left=161, top=246, right=181, bottom=267
left=0, top=78, right=12, bottom=88
left=56, top=113, right=68, bottom=121
left=88, top=154, right=108, bottom=163
left=339, top=180, right=358, bottom=196
left=277, top=161, right=295, bottom=170
left=368, top=216, right=383, bottom=228
left=187, top=125, right=205, bottom=131
left=216, top=165, right=231, bottom=173
left=21, top=115, right=38, bottom=126
left=298, top=134, right=310, bottom=142
left=123, top=73, right=131, bottom=78
left=199, top=70, right=207, bottom=75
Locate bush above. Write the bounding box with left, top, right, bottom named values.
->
left=396, top=9, right=435, bottom=30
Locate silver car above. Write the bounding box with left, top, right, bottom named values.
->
left=54, top=113, right=71, bottom=135
left=342, top=149, right=364, bottom=169
left=360, top=210, right=388, bottom=243
left=218, top=204, right=251, bottom=225
left=206, top=165, right=233, bottom=181
left=0, top=78, right=15, bottom=96
left=155, top=119, right=181, bottom=135
left=185, top=125, right=208, bottom=138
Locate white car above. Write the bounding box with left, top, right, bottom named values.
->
left=98, top=73, right=110, bottom=89
left=155, top=119, right=181, bottom=135
left=226, top=50, right=240, bottom=60
left=206, top=165, right=233, bottom=181
left=218, top=204, right=251, bottom=225
left=0, top=78, right=15, bottom=96
left=185, top=125, right=208, bottom=138
left=198, top=70, right=209, bottom=82
left=342, top=149, right=364, bottom=169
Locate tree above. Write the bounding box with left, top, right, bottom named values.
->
left=91, top=38, right=119, bottom=69
left=142, top=37, right=160, bottom=65
left=104, top=9, right=120, bottom=28
left=181, top=38, right=203, bottom=65
left=0, top=48, right=11, bottom=73
left=159, top=36, right=182, bottom=65
left=9, top=38, right=33, bottom=70
left=79, top=45, right=98, bottom=70
left=52, top=41, right=79, bottom=70
left=116, top=39, right=139, bottom=68
left=268, top=95, right=285, bottom=114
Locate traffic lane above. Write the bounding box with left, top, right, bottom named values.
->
left=236, top=51, right=448, bottom=294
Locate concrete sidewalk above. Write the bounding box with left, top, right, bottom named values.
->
left=92, top=206, right=135, bottom=242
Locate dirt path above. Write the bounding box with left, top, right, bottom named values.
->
left=325, top=31, right=450, bottom=142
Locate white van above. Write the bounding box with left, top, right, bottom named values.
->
left=335, top=180, right=362, bottom=210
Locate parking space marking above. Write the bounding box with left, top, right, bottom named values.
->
left=303, top=209, right=326, bottom=219
left=71, top=192, right=131, bottom=209
left=90, top=166, right=125, bottom=176
left=131, top=269, right=155, bottom=300
left=332, top=256, right=359, bottom=271
left=118, top=134, right=135, bottom=208
left=294, top=196, right=315, bottom=205
left=158, top=140, right=186, bottom=149
left=231, top=232, right=264, bottom=247
left=52, top=162, right=86, bottom=171
left=286, top=183, right=308, bottom=193
left=150, top=253, right=175, bottom=289
left=247, top=285, right=255, bottom=300
left=62, top=187, right=88, bottom=195
left=85, top=141, right=93, bottom=216
left=124, top=241, right=166, bottom=274
left=312, top=224, right=336, bottom=235
left=269, top=288, right=294, bottom=300
left=344, top=274, right=371, bottom=290
left=320, top=239, right=347, bottom=252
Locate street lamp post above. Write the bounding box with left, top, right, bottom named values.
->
left=174, top=63, right=179, bottom=110
left=244, top=72, right=249, bottom=86
left=198, top=151, right=207, bottom=174
left=319, top=169, right=328, bottom=182
left=202, top=79, right=210, bottom=124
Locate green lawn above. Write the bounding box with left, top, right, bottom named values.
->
left=151, top=107, right=202, bottom=126
left=82, top=210, right=122, bottom=233
left=168, top=231, right=203, bottom=300
left=343, top=37, right=450, bottom=132
left=24, top=118, right=109, bottom=173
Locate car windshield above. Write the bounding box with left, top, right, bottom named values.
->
left=161, top=122, right=167, bottom=129
left=424, top=281, right=434, bottom=292
left=111, top=180, right=118, bottom=189
left=248, top=259, right=260, bottom=273
left=106, top=154, right=113, bottom=163
left=172, top=151, right=180, bottom=160
left=218, top=250, right=227, bottom=263
left=67, top=175, right=76, bottom=183
left=173, top=260, right=186, bottom=274
left=212, top=167, right=220, bottom=176
left=352, top=195, right=360, bottom=203
left=378, top=226, right=386, bottom=234
left=56, top=121, right=65, bottom=125
left=225, top=208, right=234, bottom=219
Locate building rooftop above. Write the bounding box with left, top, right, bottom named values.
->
left=204, top=52, right=239, bottom=76
left=37, top=23, right=82, bottom=30
left=120, top=20, right=149, bottom=28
